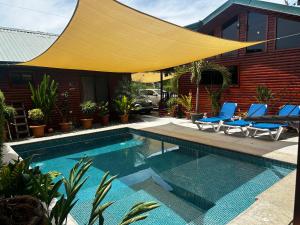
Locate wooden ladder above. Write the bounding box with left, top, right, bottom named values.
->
left=12, top=102, right=30, bottom=139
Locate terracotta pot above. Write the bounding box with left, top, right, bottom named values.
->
left=81, top=118, right=93, bottom=129
left=30, top=125, right=46, bottom=138
left=120, top=114, right=129, bottom=124
left=59, top=122, right=72, bottom=132
left=185, top=111, right=191, bottom=120
left=100, top=115, right=109, bottom=126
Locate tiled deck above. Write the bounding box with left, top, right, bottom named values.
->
left=3, top=115, right=298, bottom=225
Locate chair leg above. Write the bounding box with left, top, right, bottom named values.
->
left=214, top=121, right=223, bottom=132
left=245, top=128, right=251, bottom=137
left=196, top=123, right=203, bottom=130
left=274, top=127, right=284, bottom=141
left=224, top=126, right=230, bottom=134
left=240, top=127, right=248, bottom=136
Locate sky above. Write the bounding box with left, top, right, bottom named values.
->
left=0, top=0, right=297, bottom=34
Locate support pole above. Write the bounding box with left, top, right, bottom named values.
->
left=294, top=125, right=300, bottom=225
left=160, top=71, right=163, bottom=101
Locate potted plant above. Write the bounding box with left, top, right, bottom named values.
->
left=28, top=108, right=46, bottom=138
left=98, top=101, right=110, bottom=126
left=166, top=97, right=178, bottom=117
left=29, top=75, right=58, bottom=128
left=177, top=93, right=193, bottom=119
left=115, top=96, right=133, bottom=123
left=80, top=100, right=97, bottom=129
left=57, top=91, right=72, bottom=132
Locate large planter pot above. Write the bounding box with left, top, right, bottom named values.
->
left=30, top=125, right=46, bottom=138
left=81, top=118, right=93, bottom=129
left=59, top=122, right=72, bottom=132
left=120, top=114, right=129, bottom=124
left=191, top=113, right=204, bottom=124
left=100, top=115, right=110, bottom=126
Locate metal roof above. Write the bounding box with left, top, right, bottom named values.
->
left=0, top=27, right=58, bottom=63
left=187, top=0, right=300, bottom=30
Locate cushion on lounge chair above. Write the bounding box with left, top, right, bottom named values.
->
left=219, top=102, right=237, bottom=118
left=198, top=116, right=229, bottom=123
left=279, top=105, right=300, bottom=116
left=225, top=120, right=250, bottom=127
left=251, top=123, right=288, bottom=130
left=247, top=103, right=268, bottom=117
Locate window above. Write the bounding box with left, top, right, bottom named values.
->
left=200, top=65, right=239, bottom=86
left=81, top=75, right=109, bottom=102
left=222, top=16, right=239, bottom=56
left=276, top=18, right=300, bottom=49
left=10, top=72, right=33, bottom=86
left=228, top=65, right=239, bottom=85
left=246, top=12, right=267, bottom=53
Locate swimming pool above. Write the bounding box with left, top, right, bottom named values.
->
left=12, top=128, right=296, bottom=225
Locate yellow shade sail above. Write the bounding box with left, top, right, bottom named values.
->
left=132, top=72, right=174, bottom=83
left=22, top=0, right=262, bottom=73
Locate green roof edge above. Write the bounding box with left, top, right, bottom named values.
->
left=186, top=0, right=300, bottom=30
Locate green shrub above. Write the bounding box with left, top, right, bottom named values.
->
left=0, top=157, right=159, bottom=225
left=4, top=105, right=16, bottom=122
left=98, top=101, right=109, bottom=117
left=29, top=74, right=58, bottom=124
left=115, top=96, right=134, bottom=116
left=28, top=108, right=44, bottom=125
left=80, top=101, right=97, bottom=117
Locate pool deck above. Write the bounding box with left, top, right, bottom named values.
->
left=3, top=115, right=298, bottom=225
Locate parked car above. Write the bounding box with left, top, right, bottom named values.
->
left=139, top=89, right=167, bottom=107
left=132, top=95, right=153, bottom=114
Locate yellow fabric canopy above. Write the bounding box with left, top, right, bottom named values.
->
left=22, top=0, right=262, bottom=73
left=132, top=72, right=174, bottom=83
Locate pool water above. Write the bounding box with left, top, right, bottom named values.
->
left=13, top=129, right=295, bottom=225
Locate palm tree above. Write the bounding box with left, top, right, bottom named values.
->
left=174, top=60, right=230, bottom=114
left=204, top=64, right=231, bottom=115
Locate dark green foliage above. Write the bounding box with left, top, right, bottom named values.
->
left=256, top=85, right=273, bottom=104
left=3, top=105, right=16, bottom=122
left=0, top=90, right=6, bottom=166
left=0, top=157, right=61, bottom=201
left=80, top=101, right=97, bottom=116
left=116, top=78, right=148, bottom=99
left=0, top=157, right=159, bottom=225
left=29, top=74, right=58, bottom=124
left=98, top=101, right=109, bottom=117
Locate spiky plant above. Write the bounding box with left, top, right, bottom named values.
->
left=177, top=93, right=193, bottom=112
left=256, top=85, right=273, bottom=104
left=115, top=96, right=134, bottom=116
left=29, top=74, right=58, bottom=124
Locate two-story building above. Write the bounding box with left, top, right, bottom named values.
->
left=181, top=0, right=300, bottom=114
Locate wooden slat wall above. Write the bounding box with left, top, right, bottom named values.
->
left=0, top=66, right=129, bottom=128
left=179, top=7, right=300, bottom=115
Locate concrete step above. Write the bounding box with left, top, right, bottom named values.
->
left=131, top=178, right=205, bottom=223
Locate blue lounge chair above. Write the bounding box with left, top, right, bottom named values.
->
left=195, top=102, right=237, bottom=132
left=221, top=103, right=268, bottom=135
left=246, top=105, right=300, bottom=141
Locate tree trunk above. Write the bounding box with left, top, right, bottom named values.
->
left=195, top=83, right=200, bottom=113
